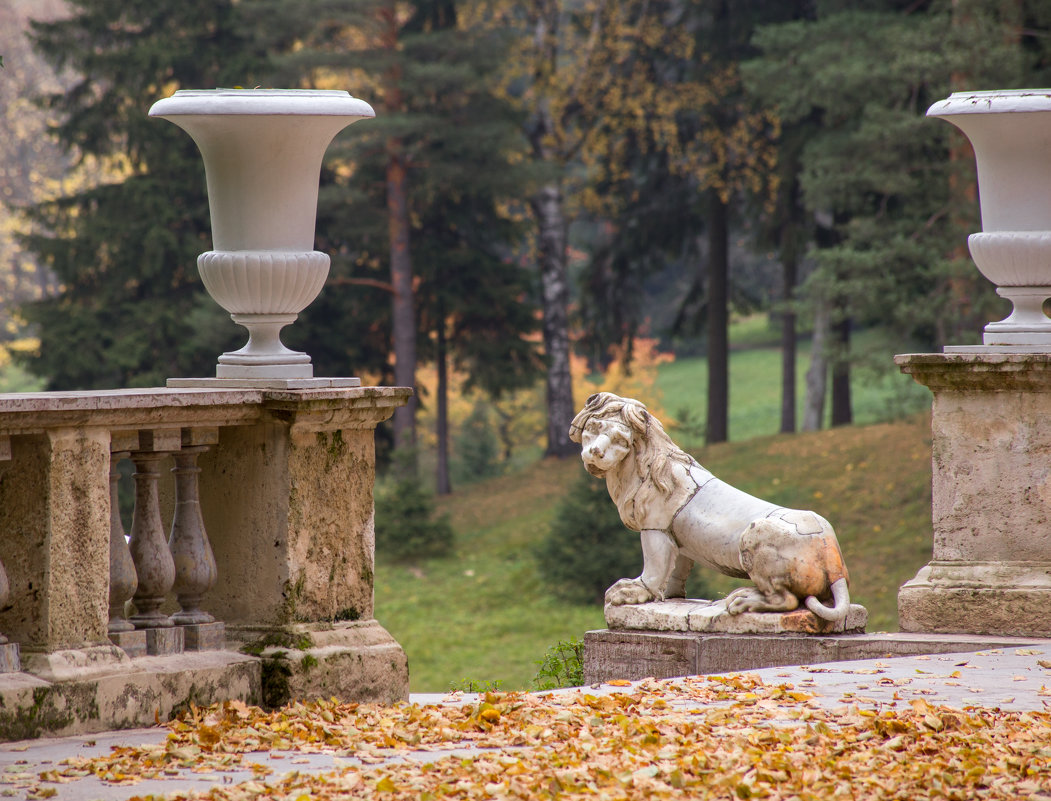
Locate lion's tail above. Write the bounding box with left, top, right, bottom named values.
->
left=805, top=578, right=850, bottom=623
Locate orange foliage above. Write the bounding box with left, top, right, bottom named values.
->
left=415, top=334, right=673, bottom=460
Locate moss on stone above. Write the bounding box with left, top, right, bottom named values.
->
left=240, top=630, right=315, bottom=657
left=0, top=684, right=97, bottom=741
left=261, top=656, right=292, bottom=709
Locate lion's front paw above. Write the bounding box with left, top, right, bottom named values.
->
left=605, top=578, right=656, bottom=606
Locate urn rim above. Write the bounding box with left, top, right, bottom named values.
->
left=928, top=89, right=1051, bottom=118
left=148, top=88, right=376, bottom=120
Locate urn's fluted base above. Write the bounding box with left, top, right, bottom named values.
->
left=981, top=285, right=1051, bottom=346
left=218, top=312, right=313, bottom=378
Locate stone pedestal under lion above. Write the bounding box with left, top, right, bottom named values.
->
left=568, top=392, right=868, bottom=636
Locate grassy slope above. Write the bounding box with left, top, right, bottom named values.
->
left=375, top=413, right=935, bottom=693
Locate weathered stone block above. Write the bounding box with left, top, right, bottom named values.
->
left=181, top=622, right=225, bottom=651
left=21, top=644, right=130, bottom=682
left=583, top=631, right=699, bottom=683
left=246, top=620, right=409, bottom=708
left=0, top=643, right=19, bottom=673
left=0, top=430, right=110, bottom=651
left=583, top=629, right=1051, bottom=684
left=0, top=650, right=260, bottom=740
left=896, top=353, right=1051, bottom=636
left=109, top=630, right=147, bottom=659
left=200, top=389, right=410, bottom=630
left=145, top=627, right=184, bottom=656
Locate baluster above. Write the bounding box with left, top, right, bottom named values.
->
left=0, top=557, right=8, bottom=644
left=169, top=447, right=217, bottom=625
left=128, top=452, right=182, bottom=654
left=0, top=555, right=17, bottom=672
left=107, top=454, right=147, bottom=657
left=107, top=456, right=137, bottom=634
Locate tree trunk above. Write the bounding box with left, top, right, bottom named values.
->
left=531, top=182, right=576, bottom=457
left=803, top=299, right=828, bottom=432
left=706, top=192, right=729, bottom=445
left=526, top=0, right=576, bottom=458
left=388, top=140, right=417, bottom=454
left=381, top=6, right=416, bottom=457
left=435, top=318, right=451, bottom=495
left=830, top=316, right=852, bottom=427
left=779, top=233, right=798, bottom=435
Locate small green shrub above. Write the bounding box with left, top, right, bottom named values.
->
left=534, top=470, right=643, bottom=605
left=535, top=468, right=712, bottom=604
left=375, top=474, right=454, bottom=562
left=533, top=638, right=584, bottom=690
left=453, top=401, right=502, bottom=484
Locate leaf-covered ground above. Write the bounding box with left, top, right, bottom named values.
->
left=8, top=674, right=1051, bottom=801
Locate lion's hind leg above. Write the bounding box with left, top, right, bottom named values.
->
left=730, top=517, right=813, bottom=615
left=725, top=584, right=800, bottom=615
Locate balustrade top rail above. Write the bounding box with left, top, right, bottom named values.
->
left=0, top=386, right=413, bottom=439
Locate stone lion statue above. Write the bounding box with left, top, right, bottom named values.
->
left=568, top=392, right=851, bottom=622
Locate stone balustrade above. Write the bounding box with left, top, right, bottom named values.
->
left=0, top=385, right=411, bottom=735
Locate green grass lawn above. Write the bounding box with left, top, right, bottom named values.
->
left=658, top=324, right=931, bottom=449
left=376, top=327, right=936, bottom=692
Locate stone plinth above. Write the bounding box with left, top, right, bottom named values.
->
left=109, top=630, right=147, bottom=658
left=896, top=353, right=1051, bottom=636
left=182, top=622, right=225, bottom=651
left=0, top=644, right=19, bottom=674
left=583, top=629, right=1051, bottom=684
left=605, top=599, right=868, bottom=635
left=243, top=621, right=408, bottom=708
left=145, top=627, right=185, bottom=656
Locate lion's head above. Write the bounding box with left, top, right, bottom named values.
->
left=569, top=393, right=697, bottom=531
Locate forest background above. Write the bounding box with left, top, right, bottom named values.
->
left=2, top=0, right=1051, bottom=687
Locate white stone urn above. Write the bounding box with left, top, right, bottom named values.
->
left=149, top=89, right=374, bottom=379
left=928, top=90, right=1051, bottom=347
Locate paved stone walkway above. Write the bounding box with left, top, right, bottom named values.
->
left=2, top=643, right=1048, bottom=801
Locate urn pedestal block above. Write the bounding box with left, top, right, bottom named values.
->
left=896, top=353, right=1051, bottom=636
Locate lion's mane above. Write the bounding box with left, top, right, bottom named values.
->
left=569, top=393, right=697, bottom=531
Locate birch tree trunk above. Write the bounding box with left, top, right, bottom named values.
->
left=531, top=182, right=576, bottom=457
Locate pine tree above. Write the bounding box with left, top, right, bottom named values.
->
left=744, top=1, right=1051, bottom=424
